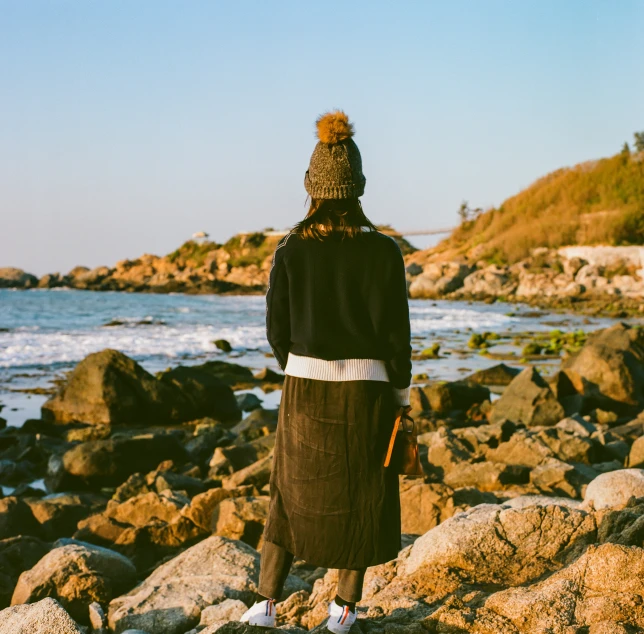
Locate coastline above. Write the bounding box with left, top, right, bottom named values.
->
left=2, top=237, right=643, bottom=317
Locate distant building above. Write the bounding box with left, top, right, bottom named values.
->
left=192, top=231, right=210, bottom=242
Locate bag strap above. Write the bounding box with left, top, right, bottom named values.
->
left=384, top=413, right=402, bottom=468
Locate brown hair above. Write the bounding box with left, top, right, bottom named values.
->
left=293, top=198, right=378, bottom=240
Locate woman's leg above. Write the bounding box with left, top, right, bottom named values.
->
left=258, top=540, right=295, bottom=600
left=336, top=568, right=366, bottom=605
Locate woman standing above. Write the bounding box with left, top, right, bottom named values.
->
left=241, top=111, right=412, bottom=632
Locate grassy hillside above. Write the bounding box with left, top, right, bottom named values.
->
left=166, top=228, right=416, bottom=269
left=438, top=150, right=644, bottom=264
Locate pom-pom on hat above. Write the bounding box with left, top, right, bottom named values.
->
left=305, top=110, right=366, bottom=199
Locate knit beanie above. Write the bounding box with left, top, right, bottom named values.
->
left=304, top=111, right=366, bottom=199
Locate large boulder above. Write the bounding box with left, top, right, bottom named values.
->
left=483, top=543, right=644, bottom=632
left=51, top=433, right=186, bottom=489
left=107, top=535, right=307, bottom=634
left=0, top=536, right=50, bottom=609
left=562, top=323, right=644, bottom=411
left=489, top=367, right=565, bottom=427
left=403, top=503, right=597, bottom=585
left=584, top=469, right=644, bottom=510
left=0, top=597, right=83, bottom=634
left=41, top=350, right=241, bottom=425
left=11, top=541, right=137, bottom=623
left=0, top=268, right=38, bottom=289
left=42, top=350, right=180, bottom=425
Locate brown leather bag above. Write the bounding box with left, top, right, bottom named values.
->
left=384, top=406, right=424, bottom=477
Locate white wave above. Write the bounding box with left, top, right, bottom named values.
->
left=0, top=324, right=268, bottom=369
left=409, top=305, right=516, bottom=332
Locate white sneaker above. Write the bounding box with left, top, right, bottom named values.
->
left=240, top=599, right=276, bottom=628
left=327, top=600, right=356, bottom=634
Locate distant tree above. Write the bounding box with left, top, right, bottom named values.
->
left=634, top=132, right=644, bottom=153
left=458, top=201, right=483, bottom=224
left=622, top=141, right=631, bottom=155
left=458, top=201, right=470, bottom=223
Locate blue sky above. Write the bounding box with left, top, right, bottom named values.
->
left=1, top=0, right=643, bottom=275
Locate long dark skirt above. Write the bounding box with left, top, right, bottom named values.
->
left=263, top=375, right=401, bottom=570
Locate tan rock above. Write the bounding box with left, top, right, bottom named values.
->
left=403, top=503, right=596, bottom=585
left=489, top=367, right=565, bottom=427
left=211, top=496, right=269, bottom=548
left=0, top=597, right=83, bottom=634
left=108, top=535, right=308, bottom=634
left=11, top=541, right=136, bottom=624
left=484, top=543, right=644, bottom=632
left=584, top=469, right=644, bottom=510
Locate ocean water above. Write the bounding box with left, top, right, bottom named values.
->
left=0, top=288, right=620, bottom=427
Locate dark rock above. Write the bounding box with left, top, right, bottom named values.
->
left=42, top=350, right=241, bottom=426
left=223, top=454, right=273, bottom=490
left=41, top=349, right=183, bottom=425
left=158, top=365, right=241, bottom=423
left=0, top=536, right=50, bottom=609
left=422, top=381, right=490, bottom=416
left=0, top=497, right=41, bottom=540
left=26, top=493, right=107, bottom=540
left=214, top=339, right=233, bottom=353
left=112, top=473, right=151, bottom=503
left=562, top=322, right=644, bottom=412
left=231, top=409, right=278, bottom=441
left=0, top=460, right=37, bottom=487
left=409, top=386, right=430, bottom=414
left=183, top=420, right=230, bottom=467
left=253, top=367, right=284, bottom=383
left=236, top=393, right=263, bottom=412
left=0, top=268, right=38, bottom=289
left=209, top=433, right=275, bottom=477
left=153, top=471, right=206, bottom=497
left=189, top=360, right=255, bottom=388
left=50, top=433, right=186, bottom=489
left=490, top=367, right=565, bottom=426
left=466, top=363, right=521, bottom=386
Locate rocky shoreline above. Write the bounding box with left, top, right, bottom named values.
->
left=3, top=234, right=643, bottom=315
left=2, top=323, right=644, bottom=632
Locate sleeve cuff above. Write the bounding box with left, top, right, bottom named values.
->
left=393, top=387, right=411, bottom=406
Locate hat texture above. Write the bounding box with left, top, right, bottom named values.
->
left=304, top=111, right=366, bottom=199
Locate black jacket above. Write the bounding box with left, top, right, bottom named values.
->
left=265, top=230, right=412, bottom=388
